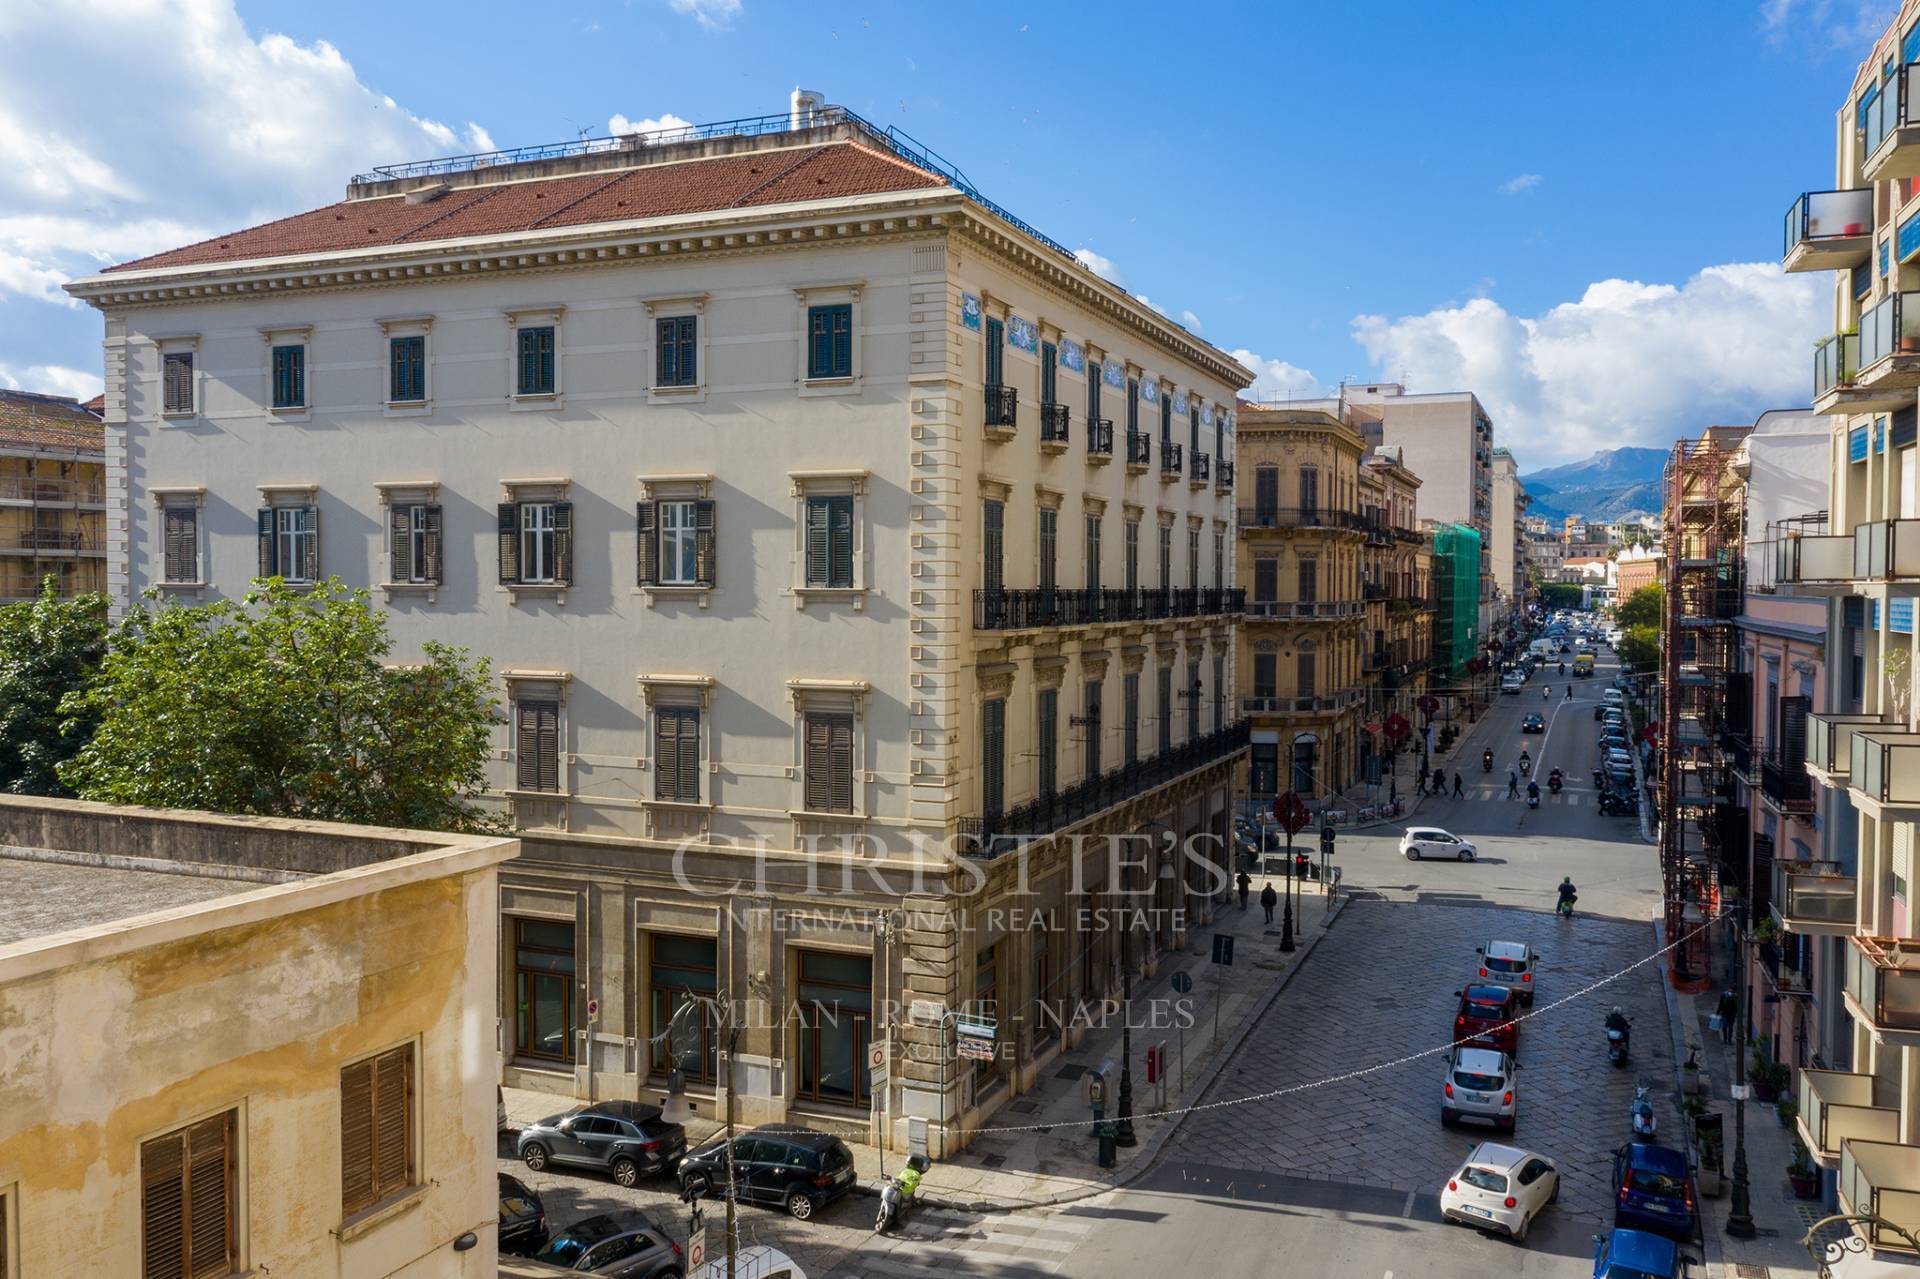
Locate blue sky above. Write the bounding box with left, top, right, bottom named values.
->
left=0, top=0, right=1897, bottom=467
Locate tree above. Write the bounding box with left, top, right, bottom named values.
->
left=1617, top=583, right=1665, bottom=631
left=1618, top=625, right=1661, bottom=674
left=0, top=578, right=108, bottom=795
left=61, top=578, right=505, bottom=832
left=1538, top=582, right=1585, bottom=610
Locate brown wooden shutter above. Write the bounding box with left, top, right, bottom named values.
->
left=803, top=715, right=830, bottom=812
left=538, top=702, right=559, bottom=792
left=497, top=504, right=519, bottom=584
left=516, top=700, right=541, bottom=790
left=693, top=499, right=716, bottom=587
left=300, top=505, right=320, bottom=583
left=142, top=1130, right=186, bottom=1279
left=678, top=711, right=701, bottom=801
left=143, top=1112, right=233, bottom=1279
left=389, top=506, right=411, bottom=583
left=257, top=508, right=274, bottom=579
left=552, top=501, right=574, bottom=585
left=421, top=505, right=442, bottom=583
left=636, top=501, right=656, bottom=586
left=164, top=508, right=196, bottom=583
left=373, top=1047, right=412, bottom=1201
left=340, top=1058, right=376, bottom=1214
left=828, top=715, right=853, bottom=812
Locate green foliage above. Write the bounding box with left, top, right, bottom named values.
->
left=1616, top=583, right=1665, bottom=631
left=0, top=578, right=108, bottom=796
left=60, top=578, right=505, bottom=832
left=1538, top=582, right=1584, bottom=610
left=1618, top=625, right=1660, bottom=673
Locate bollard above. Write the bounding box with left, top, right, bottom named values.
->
left=1096, top=1120, right=1117, bottom=1169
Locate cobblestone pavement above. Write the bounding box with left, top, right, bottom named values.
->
left=1162, top=896, right=1678, bottom=1225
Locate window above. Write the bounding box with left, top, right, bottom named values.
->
left=1298, top=557, right=1318, bottom=603
left=807, top=305, right=853, bottom=379
left=1254, top=465, right=1280, bottom=520
left=1127, top=377, right=1139, bottom=434
left=1298, top=651, right=1316, bottom=696
left=796, top=950, right=873, bottom=1105
left=1084, top=680, right=1103, bottom=778
left=163, top=506, right=199, bottom=584
left=1190, top=405, right=1200, bottom=456
left=517, top=326, right=556, bottom=395
left=516, top=699, right=561, bottom=793
left=141, top=1110, right=236, bottom=1279
left=1124, top=518, right=1140, bottom=592
left=1254, top=653, right=1276, bottom=699
left=498, top=501, right=573, bottom=586
left=982, top=499, right=1005, bottom=592
left=1254, top=558, right=1278, bottom=603
left=257, top=504, right=318, bottom=582
left=389, top=335, right=426, bottom=403
left=981, top=698, right=1006, bottom=816
left=1160, top=391, right=1172, bottom=445
left=1038, top=688, right=1058, bottom=798
left=1157, top=666, right=1172, bottom=753
left=1212, top=654, right=1225, bottom=729
left=642, top=499, right=714, bottom=587
left=1158, top=525, right=1172, bottom=589
left=163, top=352, right=195, bottom=415
left=1300, top=467, right=1319, bottom=512
left=1213, top=531, right=1226, bottom=590
left=649, top=934, right=717, bottom=1081
left=1039, top=508, right=1058, bottom=594
left=1250, top=741, right=1278, bottom=796
left=1187, top=527, right=1200, bottom=587
left=271, top=343, right=305, bottom=409
left=388, top=503, right=441, bottom=585
left=656, top=316, right=698, bottom=387
left=1187, top=661, right=1200, bottom=742
left=341, top=1044, right=415, bottom=1217
left=1123, top=673, right=1140, bottom=765
left=1085, top=513, right=1101, bottom=591
left=514, top=918, right=575, bottom=1062
left=655, top=706, right=701, bottom=802
left=1086, top=363, right=1102, bottom=423
left=973, top=943, right=1001, bottom=1086
left=983, top=317, right=1004, bottom=386
left=805, top=495, right=854, bottom=589
left=1041, top=341, right=1058, bottom=405
left=803, top=711, right=854, bottom=813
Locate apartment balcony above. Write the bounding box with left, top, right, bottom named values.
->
left=1189, top=451, right=1211, bottom=488
left=1086, top=417, right=1114, bottom=462
left=1038, top=402, right=1070, bottom=452
left=3, top=529, right=103, bottom=556
left=972, top=586, right=1245, bottom=632
left=1365, top=648, right=1391, bottom=671
left=0, top=477, right=106, bottom=506
left=1848, top=729, right=1920, bottom=815
left=1237, top=507, right=1369, bottom=535
left=1365, top=521, right=1392, bottom=548
left=958, top=719, right=1248, bottom=856
left=1857, top=291, right=1920, bottom=397
left=1244, top=599, right=1365, bottom=622
left=1863, top=62, right=1920, bottom=182
left=1797, top=1069, right=1899, bottom=1168
left=1214, top=459, right=1234, bottom=494
left=984, top=384, right=1017, bottom=439
left=1759, top=940, right=1816, bottom=998
left=1853, top=518, right=1920, bottom=589
left=1813, top=331, right=1912, bottom=416
left=1782, top=189, right=1873, bottom=272
left=1775, top=532, right=1856, bottom=591
left=1838, top=1139, right=1920, bottom=1253
left=1241, top=691, right=1358, bottom=716
left=1126, top=430, right=1151, bottom=474
left=1363, top=582, right=1391, bottom=602
left=1759, top=754, right=1816, bottom=814
left=1844, top=935, right=1920, bottom=1048
left=1772, top=859, right=1857, bottom=936
left=1159, top=441, right=1183, bottom=480
left=1808, top=711, right=1888, bottom=784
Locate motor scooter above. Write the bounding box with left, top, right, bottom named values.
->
left=1547, top=769, right=1563, bottom=794
left=1526, top=784, right=1540, bottom=809
left=1482, top=749, right=1493, bottom=773
left=1606, top=1017, right=1632, bottom=1066
left=1631, top=1083, right=1657, bottom=1138
left=876, top=1154, right=929, bottom=1233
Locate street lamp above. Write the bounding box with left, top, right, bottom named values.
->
left=1726, top=905, right=1757, bottom=1239
left=1115, top=820, right=1177, bottom=1148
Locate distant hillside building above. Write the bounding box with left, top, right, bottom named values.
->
left=1614, top=544, right=1663, bottom=598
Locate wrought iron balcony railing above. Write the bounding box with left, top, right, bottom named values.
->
left=972, top=586, right=1246, bottom=631
left=1237, top=507, right=1370, bottom=533
left=985, top=384, right=1017, bottom=431
left=1039, top=402, right=1070, bottom=444
left=1215, top=459, right=1234, bottom=491
left=1760, top=754, right=1815, bottom=812
left=1190, top=451, right=1211, bottom=484
left=1160, top=441, right=1183, bottom=476
left=1087, top=417, right=1114, bottom=457
left=1127, top=430, right=1152, bottom=466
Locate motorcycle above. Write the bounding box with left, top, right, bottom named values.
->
left=1527, top=788, right=1540, bottom=809
left=1483, top=749, right=1493, bottom=773
left=1631, top=1083, right=1657, bottom=1138
left=1599, top=791, right=1637, bottom=817
left=1606, top=1017, right=1632, bottom=1067
left=875, top=1153, right=929, bottom=1233
left=1518, top=754, right=1532, bottom=776
left=1547, top=769, right=1563, bottom=794
left=1557, top=891, right=1577, bottom=920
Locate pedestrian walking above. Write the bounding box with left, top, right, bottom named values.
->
left=1507, top=770, right=1520, bottom=799
left=1452, top=773, right=1464, bottom=798
left=1565, top=685, right=1572, bottom=700
left=1716, top=988, right=1738, bottom=1044
left=1260, top=882, right=1277, bottom=924
left=1415, top=771, right=1427, bottom=796
left=1237, top=870, right=1251, bottom=911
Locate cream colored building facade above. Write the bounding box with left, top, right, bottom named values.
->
left=0, top=390, right=108, bottom=604
left=1490, top=447, right=1528, bottom=620
left=0, top=796, right=515, bottom=1279
left=1361, top=449, right=1435, bottom=734
left=67, top=104, right=1251, bottom=1151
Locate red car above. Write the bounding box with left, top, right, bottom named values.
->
left=1453, top=984, right=1520, bottom=1055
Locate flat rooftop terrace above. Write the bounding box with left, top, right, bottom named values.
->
left=0, top=854, right=261, bottom=946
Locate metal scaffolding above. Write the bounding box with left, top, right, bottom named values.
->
left=1659, top=430, right=1750, bottom=987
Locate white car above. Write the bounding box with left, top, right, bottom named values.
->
left=1501, top=674, right=1524, bottom=694
left=1401, top=828, right=1477, bottom=861
left=1602, top=688, right=1625, bottom=708
left=1476, top=939, right=1537, bottom=1005
left=1441, top=1046, right=1518, bottom=1130
left=1440, top=1141, right=1559, bottom=1242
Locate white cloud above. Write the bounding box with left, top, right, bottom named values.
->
left=1500, top=173, right=1542, bottom=195
left=0, top=362, right=102, bottom=401
left=668, top=0, right=742, bottom=29
left=1181, top=309, right=1203, bottom=333
left=1760, top=0, right=1897, bottom=49
left=1228, top=350, right=1328, bottom=403
left=1350, top=262, right=1826, bottom=468
left=1133, top=293, right=1166, bottom=316
left=1073, top=247, right=1124, bottom=285
left=609, top=112, right=696, bottom=140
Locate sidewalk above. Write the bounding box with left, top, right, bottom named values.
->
left=503, top=876, right=1348, bottom=1213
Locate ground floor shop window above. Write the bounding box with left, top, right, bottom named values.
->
left=1033, top=920, right=1059, bottom=1047
left=972, top=943, right=1001, bottom=1089
left=795, top=950, right=872, bottom=1106
left=650, top=933, right=718, bottom=1083
left=514, top=918, right=576, bottom=1063
left=1250, top=742, right=1279, bottom=796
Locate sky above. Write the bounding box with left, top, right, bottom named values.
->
left=0, top=0, right=1899, bottom=470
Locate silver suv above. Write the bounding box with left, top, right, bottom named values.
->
left=1442, top=1045, right=1518, bottom=1130
left=1476, top=939, right=1537, bottom=1005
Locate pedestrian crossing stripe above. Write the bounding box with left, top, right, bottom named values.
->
left=1470, top=786, right=1580, bottom=805
left=857, top=1214, right=1092, bottom=1276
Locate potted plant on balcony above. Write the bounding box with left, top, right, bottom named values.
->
left=1751, top=915, right=1778, bottom=944
left=1749, top=1052, right=1789, bottom=1104
left=1788, top=1139, right=1821, bottom=1200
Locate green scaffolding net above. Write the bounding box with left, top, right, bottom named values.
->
left=1431, top=523, right=1481, bottom=681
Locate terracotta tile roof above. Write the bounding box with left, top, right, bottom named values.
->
left=0, top=390, right=104, bottom=454
left=106, top=141, right=949, bottom=274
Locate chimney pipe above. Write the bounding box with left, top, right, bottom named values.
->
left=790, top=87, right=826, bottom=131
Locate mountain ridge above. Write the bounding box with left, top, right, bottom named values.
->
left=1519, top=447, right=1667, bottom=522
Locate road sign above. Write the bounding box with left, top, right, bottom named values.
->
left=1211, top=934, right=1235, bottom=966
left=687, top=1230, right=707, bottom=1270
left=1384, top=712, right=1410, bottom=742
left=954, top=1018, right=996, bottom=1041
left=1170, top=970, right=1194, bottom=994
left=869, top=1040, right=889, bottom=1072
left=1320, top=825, right=1336, bottom=852
left=586, top=997, right=599, bottom=1021
left=956, top=1036, right=995, bottom=1061
left=909, top=999, right=944, bottom=1025
left=1273, top=791, right=1310, bottom=835
left=1417, top=694, right=1439, bottom=717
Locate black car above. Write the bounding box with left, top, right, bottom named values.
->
left=499, top=1172, right=549, bottom=1256
left=530, top=1211, right=684, bottom=1277
left=1521, top=714, right=1545, bottom=733
left=677, top=1124, right=857, bottom=1220
left=518, top=1101, right=687, bottom=1187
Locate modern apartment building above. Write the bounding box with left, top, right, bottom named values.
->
left=0, top=795, right=516, bottom=1278
left=64, top=99, right=1251, bottom=1152
left=1490, top=447, right=1529, bottom=621
left=0, top=389, right=107, bottom=605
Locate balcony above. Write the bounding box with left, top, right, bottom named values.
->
left=1782, top=189, right=1872, bottom=272
left=1857, top=291, right=1920, bottom=397
left=1772, top=859, right=1857, bottom=936
left=1086, top=417, right=1114, bottom=462
left=1839, top=1139, right=1920, bottom=1253
left=1237, top=507, right=1369, bottom=534
left=1854, top=518, right=1920, bottom=586
left=1241, top=691, right=1358, bottom=715
left=1759, top=754, right=1815, bottom=813
left=1760, top=940, right=1815, bottom=997
left=1215, top=459, right=1234, bottom=493
left=1365, top=520, right=1392, bottom=547
left=1849, top=729, right=1920, bottom=814
left=1039, top=402, right=1070, bottom=451
left=972, top=586, right=1245, bottom=632
left=1812, top=331, right=1910, bottom=415
left=985, top=384, right=1017, bottom=438
left=1845, top=935, right=1920, bottom=1047
left=959, top=719, right=1248, bottom=856
left=1159, top=441, right=1183, bottom=480
left=1244, top=599, right=1364, bottom=621
left=1775, top=532, right=1854, bottom=589
left=1190, top=451, right=1211, bottom=488
left=1797, top=1070, right=1899, bottom=1168
left=6, top=529, right=101, bottom=555
left=1808, top=711, right=1888, bottom=781
left=1126, top=430, right=1151, bottom=473
left=1863, top=62, right=1920, bottom=182
left=0, top=477, right=106, bottom=505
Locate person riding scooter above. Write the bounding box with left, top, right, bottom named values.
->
left=1558, top=660, right=1566, bottom=676
left=1526, top=780, right=1540, bottom=809
left=1518, top=750, right=1531, bottom=776
left=1556, top=875, right=1577, bottom=918
left=1483, top=748, right=1493, bottom=773
left=1605, top=1006, right=1632, bottom=1066
left=1547, top=768, right=1563, bottom=793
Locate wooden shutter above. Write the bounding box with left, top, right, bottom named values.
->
left=1041, top=342, right=1057, bottom=403
left=517, top=700, right=560, bottom=792
left=389, top=506, right=412, bottom=583
left=142, top=1128, right=186, bottom=1279
left=984, top=318, right=1003, bottom=385
left=1127, top=378, right=1138, bottom=433
left=256, top=508, right=274, bottom=578
left=341, top=1057, right=375, bottom=1213
left=164, top=352, right=193, bottom=414
left=656, top=708, right=700, bottom=801
left=1039, top=508, right=1057, bottom=593
left=805, top=498, right=829, bottom=587
left=803, top=714, right=831, bottom=811
left=1038, top=689, right=1057, bottom=795
left=341, top=1045, right=414, bottom=1217
left=982, top=500, right=1004, bottom=592
left=142, top=1112, right=233, bottom=1279
left=831, top=306, right=852, bottom=377
left=693, top=499, right=716, bottom=587
left=981, top=699, right=1005, bottom=815
left=498, top=504, right=520, bottom=584
left=1160, top=394, right=1172, bottom=444
left=421, top=505, right=442, bottom=583
left=827, top=714, right=853, bottom=811
left=164, top=508, right=196, bottom=583
left=636, top=501, right=657, bottom=585
left=551, top=502, right=574, bottom=585
left=827, top=496, right=853, bottom=588
left=537, top=702, right=559, bottom=792
left=656, top=318, right=677, bottom=387
left=300, top=505, right=320, bottom=583
left=1255, top=466, right=1279, bottom=517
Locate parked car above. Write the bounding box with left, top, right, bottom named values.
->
left=518, top=1101, right=687, bottom=1187
left=1592, top=1227, right=1698, bottom=1278
left=1521, top=714, right=1545, bottom=734
left=1603, top=688, right=1625, bottom=708
left=1612, top=1142, right=1698, bottom=1239
left=1452, top=984, right=1519, bottom=1055
left=677, top=1125, right=857, bottom=1221
left=499, top=1172, right=550, bottom=1256
left=1599, top=735, right=1631, bottom=756
left=1476, top=939, right=1537, bottom=1004
left=528, top=1212, right=684, bottom=1277
left=1438, top=1141, right=1558, bottom=1242
left=1502, top=674, right=1525, bottom=694
left=1440, top=1045, right=1518, bottom=1131
left=1401, top=828, right=1478, bottom=862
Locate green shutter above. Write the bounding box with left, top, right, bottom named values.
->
left=257, top=508, right=274, bottom=578
left=693, top=498, right=717, bottom=587
left=981, top=699, right=1005, bottom=815
left=636, top=501, right=657, bottom=585
left=421, top=505, right=442, bottom=583
left=827, top=496, right=853, bottom=588
left=552, top=501, right=573, bottom=584
left=805, top=498, right=830, bottom=587
left=300, top=505, right=319, bottom=582
left=1038, top=689, right=1057, bottom=796
left=497, top=504, right=519, bottom=584
left=982, top=500, right=1004, bottom=592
